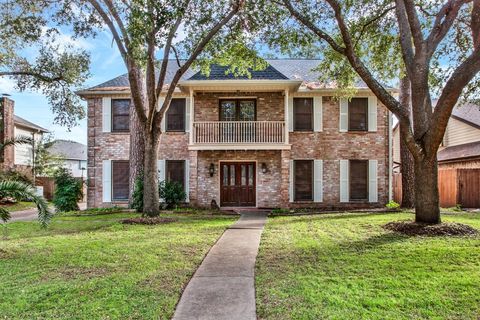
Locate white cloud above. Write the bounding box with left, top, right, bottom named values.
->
left=0, top=77, right=18, bottom=94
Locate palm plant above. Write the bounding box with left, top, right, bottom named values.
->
left=0, top=180, right=52, bottom=227
left=0, top=135, right=33, bottom=152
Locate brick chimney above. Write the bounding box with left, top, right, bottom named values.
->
left=0, top=96, right=15, bottom=168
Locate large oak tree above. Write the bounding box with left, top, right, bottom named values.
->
left=265, top=0, right=480, bottom=223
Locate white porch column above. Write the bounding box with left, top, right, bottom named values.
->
left=284, top=89, right=289, bottom=144
left=189, top=89, right=194, bottom=145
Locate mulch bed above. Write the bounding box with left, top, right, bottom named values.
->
left=383, top=221, right=478, bottom=236
left=121, top=217, right=178, bottom=225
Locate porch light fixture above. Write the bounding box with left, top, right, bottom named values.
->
left=261, top=162, right=268, bottom=174
left=209, top=163, right=215, bottom=177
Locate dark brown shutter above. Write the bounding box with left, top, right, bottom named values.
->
left=166, top=160, right=185, bottom=189
left=112, top=160, right=129, bottom=200
left=350, top=160, right=368, bottom=200
left=348, top=98, right=368, bottom=131
left=294, top=160, right=313, bottom=201
left=111, top=99, right=130, bottom=132
left=294, top=98, right=313, bottom=131
left=166, top=99, right=186, bottom=132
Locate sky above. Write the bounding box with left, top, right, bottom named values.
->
left=0, top=30, right=127, bottom=145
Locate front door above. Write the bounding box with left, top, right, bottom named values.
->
left=220, top=162, right=256, bottom=207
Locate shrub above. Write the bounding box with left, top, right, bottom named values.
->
left=159, top=180, right=186, bottom=209
left=52, top=168, right=83, bottom=212
left=385, top=200, right=400, bottom=210
left=0, top=170, right=33, bottom=186
left=130, top=174, right=144, bottom=212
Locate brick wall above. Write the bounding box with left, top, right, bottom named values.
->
left=195, top=150, right=283, bottom=208
left=288, top=95, right=390, bottom=208
left=87, top=92, right=391, bottom=209
left=194, top=92, right=284, bottom=122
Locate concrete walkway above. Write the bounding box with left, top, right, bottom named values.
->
left=173, top=212, right=267, bottom=320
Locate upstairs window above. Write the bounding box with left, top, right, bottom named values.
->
left=349, top=160, right=368, bottom=200
left=111, top=99, right=130, bottom=132
left=294, top=160, right=313, bottom=201
left=112, top=160, right=129, bottom=201
left=166, top=99, right=186, bottom=132
left=294, top=98, right=313, bottom=131
left=348, top=98, right=368, bottom=131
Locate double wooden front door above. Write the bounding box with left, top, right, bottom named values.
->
left=220, top=162, right=256, bottom=207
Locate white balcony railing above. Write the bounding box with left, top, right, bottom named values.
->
left=193, top=121, right=285, bottom=144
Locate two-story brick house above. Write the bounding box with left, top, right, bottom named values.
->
left=78, top=60, right=393, bottom=209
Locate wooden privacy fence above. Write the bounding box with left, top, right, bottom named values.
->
left=36, top=177, right=87, bottom=202
left=393, top=169, right=480, bottom=208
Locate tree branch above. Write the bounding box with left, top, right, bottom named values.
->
left=353, top=5, right=396, bottom=49
left=402, top=0, right=425, bottom=49
left=86, top=0, right=128, bottom=61
left=395, top=0, right=415, bottom=77
left=0, top=71, right=63, bottom=82
left=430, top=47, right=480, bottom=148
left=426, top=0, right=469, bottom=57
left=472, top=0, right=480, bottom=48
left=154, top=0, right=244, bottom=127
left=282, top=0, right=346, bottom=54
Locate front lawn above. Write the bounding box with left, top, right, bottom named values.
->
left=0, top=212, right=235, bottom=319
left=256, top=211, right=480, bottom=319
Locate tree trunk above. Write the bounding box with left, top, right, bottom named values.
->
left=400, top=133, right=415, bottom=208
left=413, top=157, right=441, bottom=224
left=143, top=131, right=160, bottom=216
left=398, top=76, right=415, bottom=208
left=129, top=99, right=145, bottom=204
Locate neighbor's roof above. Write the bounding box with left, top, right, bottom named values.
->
left=80, top=59, right=381, bottom=93
left=438, top=141, right=480, bottom=162
left=47, top=139, right=87, bottom=160
left=451, top=101, right=480, bottom=129
left=14, top=115, right=49, bottom=133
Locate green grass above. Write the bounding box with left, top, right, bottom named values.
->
left=0, top=212, right=235, bottom=319
left=0, top=201, right=37, bottom=212
left=256, top=211, right=480, bottom=320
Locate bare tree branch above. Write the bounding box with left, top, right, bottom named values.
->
left=472, top=0, right=480, bottom=48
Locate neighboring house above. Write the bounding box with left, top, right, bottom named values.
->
left=47, top=140, right=87, bottom=177
left=0, top=97, right=48, bottom=174
left=77, top=60, right=395, bottom=209
left=393, top=101, right=480, bottom=169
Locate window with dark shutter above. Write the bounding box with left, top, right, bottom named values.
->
left=294, top=98, right=313, bottom=131
left=112, top=99, right=130, bottom=132
left=166, top=99, right=186, bottom=132
left=294, top=160, right=313, bottom=201
left=112, top=160, right=129, bottom=200
left=348, top=98, right=368, bottom=131
left=350, top=160, right=368, bottom=200
left=166, top=160, right=185, bottom=189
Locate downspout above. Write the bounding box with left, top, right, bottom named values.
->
left=388, top=111, right=393, bottom=201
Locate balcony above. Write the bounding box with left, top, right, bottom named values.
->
left=190, top=121, right=290, bottom=150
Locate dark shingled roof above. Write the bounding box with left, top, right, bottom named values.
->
left=48, top=140, right=87, bottom=160
left=14, top=115, right=49, bottom=133
left=86, top=59, right=379, bottom=90
left=87, top=60, right=196, bottom=90
left=188, top=64, right=289, bottom=80
left=438, top=141, right=480, bottom=162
